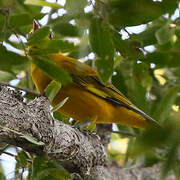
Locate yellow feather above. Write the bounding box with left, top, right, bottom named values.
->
left=30, top=23, right=160, bottom=129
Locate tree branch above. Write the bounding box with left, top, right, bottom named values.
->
left=0, top=86, right=176, bottom=180
left=0, top=85, right=107, bottom=177
left=0, top=82, right=39, bottom=96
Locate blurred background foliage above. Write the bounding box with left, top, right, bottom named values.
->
left=0, top=0, right=180, bottom=179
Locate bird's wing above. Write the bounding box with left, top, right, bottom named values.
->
left=49, top=54, right=98, bottom=77
left=73, top=74, right=132, bottom=107
left=51, top=54, right=160, bottom=126
left=72, top=74, right=159, bottom=126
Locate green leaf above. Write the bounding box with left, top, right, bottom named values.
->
left=134, top=63, right=153, bottom=91
left=112, top=31, right=144, bottom=59
left=107, top=0, right=177, bottom=28
left=95, top=58, right=114, bottom=82
left=124, top=137, right=136, bottom=165
left=0, top=163, right=5, bottom=180
left=68, top=45, right=90, bottom=59
left=161, top=142, right=179, bottom=179
left=49, top=14, right=75, bottom=25
left=34, top=13, right=47, bottom=20
left=126, top=77, right=147, bottom=111
left=134, top=126, right=169, bottom=155
left=31, top=156, right=48, bottom=178
left=53, top=111, right=70, bottom=124
left=89, top=18, right=114, bottom=58
left=0, top=71, right=14, bottom=82
left=130, top=18, right=166, bottom=46
left=155, top=24, right=175, bottom=45
left=27, top=39, right=76, bottom=53
left=28, top=47, right=60, bottom=55
left=21, top=134, right=45, bottom=145
left=173, top=160, right=180, bottom=179
left=30, top=156, right=71, bottom=180
left=52, top=23, right=81, bottom=37
left=28, top=26, right=50, bottom=44
left=2, top=0, right=41, bottom=15
left=47, top=169, right=71, bottom=179
left=65, top=0, right=88, bottom=14
left=0, top=46, right=28, bottom=73
left=45, top=80, right=61, bottom=102
left=0, top=125, right=44, bottom=145
left=51, top=97, right=69, bottom=112
left=9, top=13, right=32, bottom=28
left=31, top=56, right=72, bottom=85
left=89, top=18, right=114, bottom=81
left=0, top=14, right=5, bottom=32
left=16, top=151, right=29, bottom=168
left=152, top=87, right=179, bottom=123
left=112, top=70, right=127, bottom=96
left=141, top=52, right=180, bottom=67
left=24, top=0, right=63, bottom=8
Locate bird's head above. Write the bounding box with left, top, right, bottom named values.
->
left=29, top=20, right=40, bottom=35
left=29, top=20, right=53, bottom=40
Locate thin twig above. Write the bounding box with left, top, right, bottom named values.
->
left=9, top=27, right=28, bottom=57
left=0, top=151, right=16, bottom=158
left=124, top=28, right=131, bottom=36
left=20, top=168, right=24, bottom=180
left=0, top=144, right=10, bottom=152
left=0, top=82, right=39, bottom=96
left=0, top=149, right=33, bottom=164
left=112, top=130, right=137, bottom=137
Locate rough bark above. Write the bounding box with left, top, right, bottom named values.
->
left=0, top=86, right=176, bottom=180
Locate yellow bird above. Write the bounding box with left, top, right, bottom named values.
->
left=30, top=21, right=159, bottom=129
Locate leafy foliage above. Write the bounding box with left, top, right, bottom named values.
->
left=31, top=56, right=72, bottom=84
left=14, top=151, right=71, bottom=180
left=0, top=0, right=180, bottom=179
